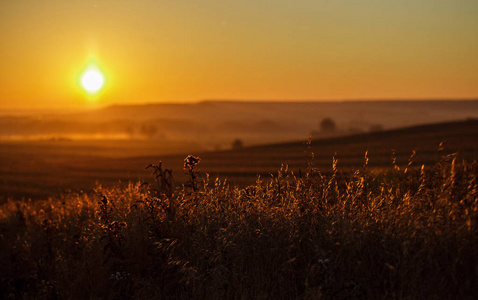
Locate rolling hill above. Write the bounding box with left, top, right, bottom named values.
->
left=2, top=100, right=478, bottom=149
left=1, top=118, right=477, bottom=201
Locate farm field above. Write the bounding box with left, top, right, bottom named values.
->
left=1, top=119, right=478, bottom=201
left=1, top=119, right=477, bottom=299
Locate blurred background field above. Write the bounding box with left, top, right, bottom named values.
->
left=1, top=100, right=478, bottom=201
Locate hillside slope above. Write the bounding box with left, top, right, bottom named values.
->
left=2, top=100, right=478, bottom=148
left=1, top=118, right=478, bottom=201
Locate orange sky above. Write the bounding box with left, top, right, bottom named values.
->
left=1, top=0, right=477, bottom=109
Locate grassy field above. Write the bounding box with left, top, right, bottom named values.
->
left=1, top=137, right=477, bottom=299
left=1, top=119, right=478, bottom=201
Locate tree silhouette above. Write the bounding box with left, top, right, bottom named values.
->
left=320, top=118, right=336, bottom=132
left=232, top=139, right=244, bottom=150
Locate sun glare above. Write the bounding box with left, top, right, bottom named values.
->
left=81, top=69, right=104, bottom=93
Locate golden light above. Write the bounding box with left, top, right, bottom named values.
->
left=81, top=69, right=104, bottom=93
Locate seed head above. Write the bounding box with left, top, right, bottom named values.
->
left=184, top=155, right=200, bottom=170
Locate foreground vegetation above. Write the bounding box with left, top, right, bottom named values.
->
left=1, top=149, right=477, bottom=299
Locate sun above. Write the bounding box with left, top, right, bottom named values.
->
left=81, top=69, right=104, bottom=93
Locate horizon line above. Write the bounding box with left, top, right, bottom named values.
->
left=1, top=97, right=478, bottom=112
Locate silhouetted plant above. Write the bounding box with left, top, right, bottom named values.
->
left=142, top=161, right=176, bottom=222
left=184, top=155, right=201, bottom=192
left=97, top=195, right=126, bottom=263
left=145, top=161, right=173, bottom=198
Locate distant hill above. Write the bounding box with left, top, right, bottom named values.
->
left=2, top=118, right=477, bottom=200
left=93, top=99, right=478, bottom=129
left=2, top=99, right=478, bottom=150
left=71, top=99, right=478, bottom=141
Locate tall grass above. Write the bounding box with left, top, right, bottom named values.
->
left=1, top=150, right=477, bottom=299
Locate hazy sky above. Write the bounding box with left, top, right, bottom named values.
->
left=1, top=0, right=477, bottom=109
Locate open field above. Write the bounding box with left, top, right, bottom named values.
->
left=1, top=119, right=478, bottom=201
left=1, top=118, right=478, bottom=299
left=1, top=136, right=477, bottom=299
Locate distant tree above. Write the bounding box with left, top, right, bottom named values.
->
left=125, top=126, right=135, bottom=138
left=369, top=124, right=383, bottom=132
left=140, top=124, right=158, bottom=139
left=320, top=118, right=336, bottom=132
left=232, top=139, right=244, bottom=150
